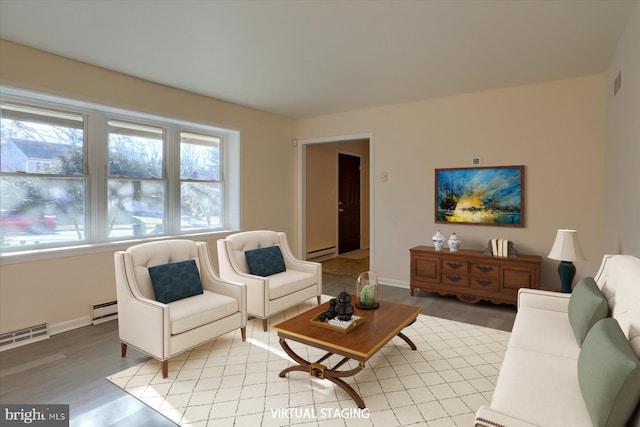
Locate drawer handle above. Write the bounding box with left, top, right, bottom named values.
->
left=477, top=266, right=494, bottom=273
left=447, top=275, right=462, bottom=282
left=476, top=279, right=492, bottom=287
left=446, top=262, right=462, bottom=269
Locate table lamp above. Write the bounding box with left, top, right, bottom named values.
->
left=548, top=229, right=586, bottom=293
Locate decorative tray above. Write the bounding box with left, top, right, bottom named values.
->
left=310, top=314, right=363, bottom=333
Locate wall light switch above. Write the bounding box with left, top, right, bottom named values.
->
left=381, top=172, right=388, bottom=182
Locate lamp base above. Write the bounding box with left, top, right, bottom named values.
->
left=558, top=261, right=576, bottom=293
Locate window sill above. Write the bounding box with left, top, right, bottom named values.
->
left=0, top=230, right=236, bottom=266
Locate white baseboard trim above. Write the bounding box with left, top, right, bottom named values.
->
left=379, top=277, right=409, bottom=289
left=48, top=316, right=92, bottom=336
left=92, top=314, right=118, bottom=325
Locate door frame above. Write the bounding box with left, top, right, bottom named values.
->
left=296, top=133, right=374, bottom=266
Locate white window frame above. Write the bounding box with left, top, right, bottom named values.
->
left=0, top=87, right=240, bottom=263
left=178, top=131, right=224, bottom=233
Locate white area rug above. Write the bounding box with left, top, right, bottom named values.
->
left=107, top=298, right=509, bottom=426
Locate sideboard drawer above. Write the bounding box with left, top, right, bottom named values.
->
left=470, top=262, right=500, bottom=278
left=442, top=274, right=469, bottom=287
left=469, top=276, right=500, bottom=292
left=442, top=258, right=468, bottom=274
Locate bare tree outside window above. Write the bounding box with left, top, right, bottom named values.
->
left=180, top=133, right=222, bottom=230
left=107, top=121, right=164, bottom=238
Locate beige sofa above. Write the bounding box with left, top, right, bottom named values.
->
left=475, top=254, right=640, bottom=427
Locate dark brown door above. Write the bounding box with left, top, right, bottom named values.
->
left=338, top=153, right=361, bottom=254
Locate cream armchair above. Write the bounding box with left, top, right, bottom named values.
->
left=114, top=239, right=246, bottom=378
left=217, top=230, right=322, bottom=331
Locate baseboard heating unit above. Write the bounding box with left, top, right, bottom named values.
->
left=307, top=246, right=336, bottom=262
left=92, top=300, right=118, bottom=325
left=0, top=323, right=49, bottom=351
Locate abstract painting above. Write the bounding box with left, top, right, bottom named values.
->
left=435, top=165, right=524, bottom=226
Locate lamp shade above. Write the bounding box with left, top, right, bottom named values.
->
left=548, top=229, right=586, bottom=262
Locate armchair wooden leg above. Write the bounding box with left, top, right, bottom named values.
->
left=317, top=295, right=321, bottom=304
left=241, top=326, right=246, bottom=342
left=262, top=318, right=268, bottom=332
left=121, top=343, right=127, bottom=357
left=161, top=360, right=168, bottom=378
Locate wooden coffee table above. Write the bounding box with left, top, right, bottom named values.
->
left=272, top=298, right=421, bottom=408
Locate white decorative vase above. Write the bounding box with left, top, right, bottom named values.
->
left=448, top=233, right=461, bottom=252
left=432, top=230, right=445, bottom=251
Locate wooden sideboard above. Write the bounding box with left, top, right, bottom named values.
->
left=410, top=246, right=541, bottom=305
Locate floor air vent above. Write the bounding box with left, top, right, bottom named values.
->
left=92, top=301, right=118, bottom=324
left=0, top=323, right=49, bottom=351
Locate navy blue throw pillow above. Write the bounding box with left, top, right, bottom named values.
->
left=245, top=245, right=286, bottom=277
left=148, top=259, right=203, bottom=304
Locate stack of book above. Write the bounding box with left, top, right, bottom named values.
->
left=490, top=238, right=510, bottom=257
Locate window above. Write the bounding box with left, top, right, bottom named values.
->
left=0, top=105, right=87, bottom=248
left=180, top=132, right=222, bottom=231
left=107, top=121, right=165, bottom=238
left=1, top=89, right=239, bottom=255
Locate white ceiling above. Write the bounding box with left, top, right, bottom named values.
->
left=0, top=0, right=636, bottom=119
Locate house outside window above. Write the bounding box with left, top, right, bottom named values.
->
left=0, top=89, right=240, bottom=255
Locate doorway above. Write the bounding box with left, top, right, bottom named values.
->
left=299, top=134, right=372, bottom=264
left=338, top=153, right=361, bottom=254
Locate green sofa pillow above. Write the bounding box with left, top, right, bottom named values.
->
left=148, top=259, right=203, bottom=304
left=578, top=318, right=640, bottom=427
left=245, top=245, right=286, bottom=277
left=568, top=277, right=609, bottom=346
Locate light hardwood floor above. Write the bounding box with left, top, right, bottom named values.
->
left=0, top=261, right=516, bottom=426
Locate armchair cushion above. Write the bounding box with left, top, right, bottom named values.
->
left=148, top=259, right=203, bottom=304
left=578, top=318, right=640, bottom=427
left=568, top=277, right=609, bottom=346
left=245, top=245, right=286, bottom=277
left=169, top=291, right=240, bottom=335
left=268, top=270, right=317, bottom=300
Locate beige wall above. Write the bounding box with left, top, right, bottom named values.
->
left=604, top=1, right=640, bottom=256
left=0, top=40, right=296, bottom=334
left=296, top=75, right=606, bottom=289
left=305, top=139, right=370, bottom=258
